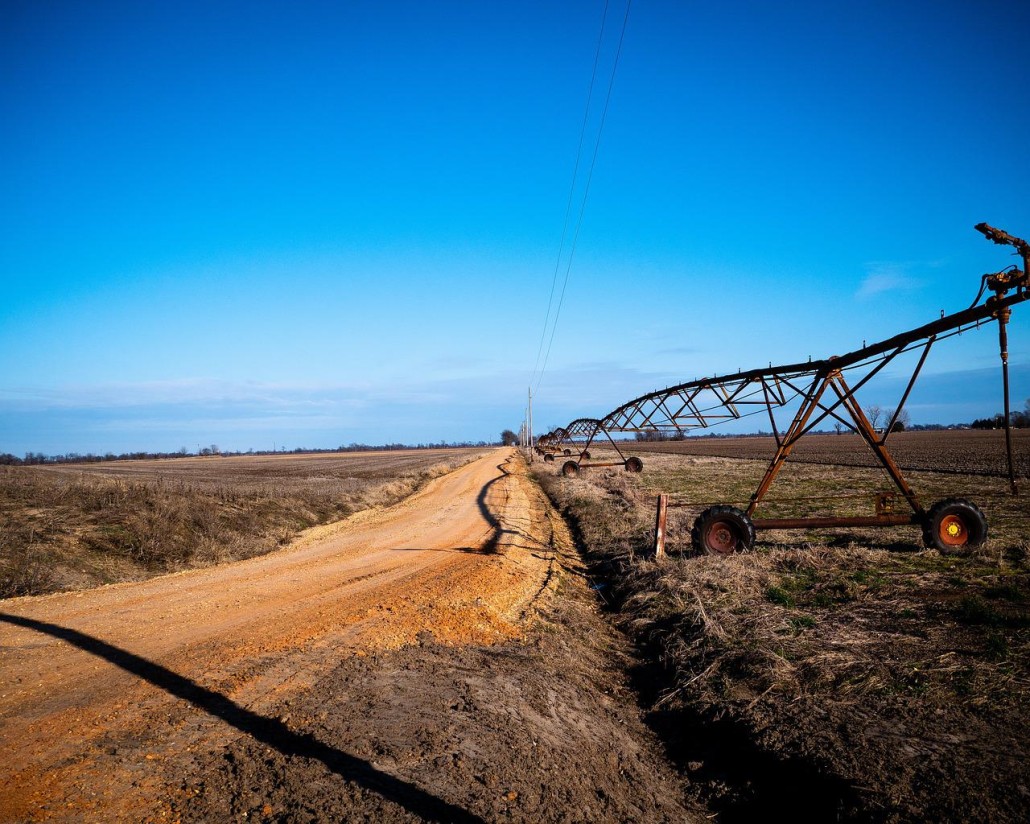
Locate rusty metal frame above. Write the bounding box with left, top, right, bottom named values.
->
left=545, top=417, right=643, bottom=470
left=546, top=223, right=1029, bottom=535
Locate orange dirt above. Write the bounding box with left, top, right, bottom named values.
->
left=0, top=449, right=560, bottom=822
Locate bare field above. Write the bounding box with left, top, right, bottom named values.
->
left=0, top=449, right=490, bottom=598
left=32, top=449, right=487, bottom=486
left=630, top=428, right=1030, bottom=477
left=533, top=448, right=1030, bottom=822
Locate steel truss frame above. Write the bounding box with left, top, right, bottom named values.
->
left=537, top=418, right=644, bottom=476
left=541, top=224, right=1029, bottom=548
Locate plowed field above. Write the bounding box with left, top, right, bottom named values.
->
left=630, top=429, right=1030, bottom=476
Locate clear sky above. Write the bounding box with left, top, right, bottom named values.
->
left=2, top=0, right=1029, bottom=455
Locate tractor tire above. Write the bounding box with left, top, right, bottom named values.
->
left=922, top=498, right=988, bottom=554
left=691, top=505, right=756, bottom=555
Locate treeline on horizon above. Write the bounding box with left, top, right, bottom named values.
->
left=630, top=408, right=1029, bottom=442
left=6, top=403, right=1028, bottom=466
left=1, top=440, right=498, bottom=467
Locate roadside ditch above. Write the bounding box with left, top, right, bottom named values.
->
left=530, top=461, right=880, bottom=823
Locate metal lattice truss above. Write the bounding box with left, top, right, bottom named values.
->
left=538, top=224, right=1029, bottom=501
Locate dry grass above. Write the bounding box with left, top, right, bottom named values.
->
left=532, top=449, right=1030, bottom=820
left=535, top=451, right=1029, bottom=703
left=0, top=449, right=490, bottom=598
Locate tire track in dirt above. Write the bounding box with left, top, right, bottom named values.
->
left=0, top=449, right=558, bottom=821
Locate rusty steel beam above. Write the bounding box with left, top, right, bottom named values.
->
left=827, top=372, right=925, bottom=517
left=747, top=375, right=828, bottom=516
left=752, top=515, right=919, bottom=530
left=546, top=224, right=1027, bottom=547
left=582, top=221, right=1028, bottom=440
left=595, top=297, right=1022, bottom=437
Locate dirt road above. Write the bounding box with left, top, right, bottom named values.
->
left=0, top=449, right=696, bottom=822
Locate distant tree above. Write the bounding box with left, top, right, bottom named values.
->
left=864, top=404, right=883, bottom=430
left=885, top=407, right=912, bottom=433
left=971, top=414, right=1005, bottom=430
left=833, top=422, right=845, bottom=435
left=500, top=429, right=518, bottom=446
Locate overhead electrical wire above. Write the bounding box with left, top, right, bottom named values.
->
left=529, top=0, right=611, bottom=386
left=531, top=0, right=632, bottom=395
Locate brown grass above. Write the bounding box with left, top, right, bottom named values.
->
left=534, top=450, right=1029, bottom=700
left=0, top=449, right=490, bottom=598
left=532, top=449, right=1030, bottom=820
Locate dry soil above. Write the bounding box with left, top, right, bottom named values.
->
left=0, top=449, right=700, bottom=823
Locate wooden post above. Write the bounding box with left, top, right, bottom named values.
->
left=653, top=494, right=668, bottom=558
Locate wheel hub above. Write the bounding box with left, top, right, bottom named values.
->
left=939, top=514, right=968, bottom=546
left=708, top=523, right=736, bottom=554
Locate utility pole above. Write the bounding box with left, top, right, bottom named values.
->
left=528, top=386, right=534, bottom=463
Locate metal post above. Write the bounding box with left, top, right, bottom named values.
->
left=654, top=494, right=668, bottom=558
left=997, top=306, right=1019, bottom=495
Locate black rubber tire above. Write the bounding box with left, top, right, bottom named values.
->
left=563, top=449, right=572, bottom=456
left=691, top=506, right=756, bottom=555
left=922, top=498, right=988, bottom=554
left=544, top=453, right=554, bottom=462
left=581, top=450, right=591, bottom=460
left=624, top=456, right=643, bottom=473
left=561, top=460, right=580, bottom=478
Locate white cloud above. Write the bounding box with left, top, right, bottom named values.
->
left=856, top=262, right=920, bottom=299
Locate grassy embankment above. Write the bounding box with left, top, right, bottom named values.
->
left=532, top=445, right=1030, bottom=821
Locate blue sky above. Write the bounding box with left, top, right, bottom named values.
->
left=2, top=0, right=1029, bottom=455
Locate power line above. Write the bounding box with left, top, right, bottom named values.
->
left=535, top=0, right=632, bottom=394
left=530, top=0, right=611, bottom=385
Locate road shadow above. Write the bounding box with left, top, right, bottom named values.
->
left=0, top=612, right=484, bottom=824
left=476, top=460, right=529, bottom=554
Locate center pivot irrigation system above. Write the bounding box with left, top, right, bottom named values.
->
left=533, top=224, right=1028, bottom=555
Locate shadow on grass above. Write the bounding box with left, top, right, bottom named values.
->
left=0, top=612, right=483, bottom=824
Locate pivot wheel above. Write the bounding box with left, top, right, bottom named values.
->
left=923, top=498, right=988, bottom=554
left=561, top=460, right=580, bottom=478
left=624, top=456, right=643, bottom=473
left=563, top=449, right=572, bottom=456
left=544, top=453, right=554, bottom=462
left=692, top=506, right=756, bottom=555
left=581, top=450, right=591, bottom=460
